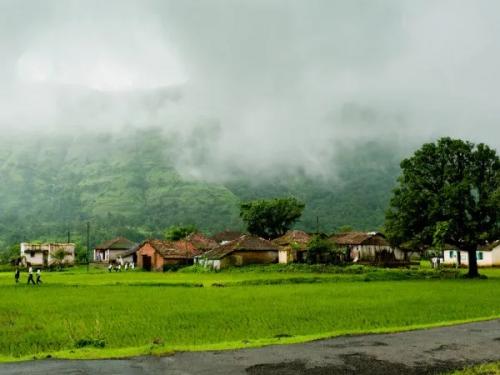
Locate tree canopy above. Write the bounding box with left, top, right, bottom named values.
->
left=239, top=197, right=305, bottom=239
left=385, top=137, right=500, bottom=277
left=164, top=225, right=197, bottom=241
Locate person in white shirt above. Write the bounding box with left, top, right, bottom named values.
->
left=27, top=266, right=35, bottom=285
left=36, top=269, right=42, bottom=285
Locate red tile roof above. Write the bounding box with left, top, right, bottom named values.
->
left=211, top=230, right=245, bottom=243
left=142, top=239, right=201, bottom=259
left=185, top=232, right=218, bottom=251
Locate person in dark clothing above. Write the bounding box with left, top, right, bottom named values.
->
left=14, top=268, right=20, bottom=283
left=27, top=266, right=35, bottom=285
left=36, top=269, right=42, bottom=285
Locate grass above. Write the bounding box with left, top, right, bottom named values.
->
left=449, top=362, right=500, bottom=374
left=1, top=265, right=500, bottom=362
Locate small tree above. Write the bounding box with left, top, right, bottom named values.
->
left=164, top=225, right=197, bottom=241
left=52, top=249, right=67, bottom=270
left=337, top=225, right=353, bottom=233
left=307, top=235, right=333, bottom=264
left=385, top=138, right=500, bottom=278
left=1, top=244, right=20, bottom=264
left=239, top=197, right=305, bottom=239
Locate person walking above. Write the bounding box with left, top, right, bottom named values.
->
left=36, top=269, right=42, bottom=285
left=14, top=267, right=20, bottom=283
left=27, top=266, right=35, bottom=285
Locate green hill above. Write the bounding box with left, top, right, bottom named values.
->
left=0, top=128, right=403, bottom=257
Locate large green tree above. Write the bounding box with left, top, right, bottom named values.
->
left=385, top=138, right=500, bottom=277
left=240, top=197, right=305, bottom=239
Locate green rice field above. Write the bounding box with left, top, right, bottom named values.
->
left=1, top=265, right=500, bottom=362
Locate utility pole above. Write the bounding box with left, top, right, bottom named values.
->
left=86, top=222, right=90, bottom=272
left=316, top=216, right=320, bottom=234
left=67, top=229, right=71, bottom=244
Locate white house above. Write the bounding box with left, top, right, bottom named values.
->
left=442, top=241, right=500, bottom=267
left=21, top=242, right=76, bottom=267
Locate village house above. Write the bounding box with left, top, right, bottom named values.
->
left=197, top=234, right=280, bottom=270
left=185, top=232, right=218, bottom=251
left=20, top=242, right=76, bottom=267
left=136, top=239, right=202, bottom=271
left=211, top=230, right=245, bottom=244
left=331, top=231, right=404, bottom=262
left=272, top=230, right=311, bottom=264
left=93, top=237, right=137, bottom=263
left=442, top=241, right=500, bottom=267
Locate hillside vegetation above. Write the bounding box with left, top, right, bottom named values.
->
left=0, top=128, right=403, bottom=255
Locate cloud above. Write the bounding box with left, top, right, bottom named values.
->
left=1, top=0, right=500, bottom=178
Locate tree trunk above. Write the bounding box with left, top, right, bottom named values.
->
left=467, top=249, right=479, bottom=278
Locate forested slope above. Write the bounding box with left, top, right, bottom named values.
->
left=0, top=128, right=403, bottom=256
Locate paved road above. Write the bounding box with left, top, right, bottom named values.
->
left=2, top=320, right=500, bottom=375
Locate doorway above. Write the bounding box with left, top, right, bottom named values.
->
left=142, top=255, right=152, bottom=271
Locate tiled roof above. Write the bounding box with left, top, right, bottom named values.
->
left=272, top=230, right=311, bottom=250
left=185, top=232, right=218, bottom=251
left=95, top=237, right=136, bottom=251
left=142, top=239, right=201, bottom=259
left=202, top=235, right=279, bottom=260
left=211, top=230, right=245, bottom=243
left=331, top=232, right=388, bottom=246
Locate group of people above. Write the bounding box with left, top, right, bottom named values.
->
left=15, top=266, right=42, bottom=285
left=108, top=260, right=135, bottom=272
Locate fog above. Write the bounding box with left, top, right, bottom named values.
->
left=1, top=0, right=500, bottom=179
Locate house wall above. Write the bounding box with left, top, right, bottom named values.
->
left=48, top=244, right=75, bottom=265
left=94, top=249, right=107, bottom=262
left=443, top=250, right=496, bottom=267
left=350, top=245, right=398, bottom=262
left=227, top=250, right=278, bottom=266
left=278, top=250, right=290, bottom=264
left=21, top=243, right=75, bottom=266
left=23, top=251, right=45, bottom=266
left=492, top=247, right=500, bottom=266
left=137, top=243, right=164, bottom=271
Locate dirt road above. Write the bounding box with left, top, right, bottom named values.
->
left=2, top=319, right=500, bottom=374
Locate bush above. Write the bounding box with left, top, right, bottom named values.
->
left=75, top=338, right=106, bottom=348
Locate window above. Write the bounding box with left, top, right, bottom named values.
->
left=477, top=251, right=483, bottom=261
left=449, top=251, right=456, bottom=258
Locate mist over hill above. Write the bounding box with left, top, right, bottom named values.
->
left=2, top=1, right=500, bottom=255
left=0, top=128, right=403, bottom=251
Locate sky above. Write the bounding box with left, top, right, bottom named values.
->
left=1, top=0, right=500, bottom=178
